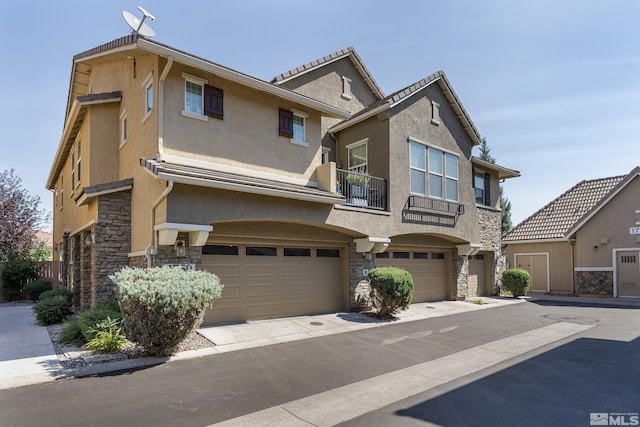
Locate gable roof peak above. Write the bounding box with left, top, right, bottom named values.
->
left=271, top=46, right=385, bottom=100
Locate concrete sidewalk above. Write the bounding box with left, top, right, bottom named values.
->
left=1, top=293, right=637, bottom=390
left=0, top=303, right=64, bottom=390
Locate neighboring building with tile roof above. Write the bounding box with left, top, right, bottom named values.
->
left=504, top=167, right=640, bottom=297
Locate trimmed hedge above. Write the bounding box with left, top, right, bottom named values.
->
left=1, top=256, right=38, bottom=301
left=110, top=266, right=223, bottom=356
left=24, top=279, right=52, bottom=302
left=368, top=266, right=413, bottom=317
left=33, top=295, right=71, bottom=325
left=502, top=268, right=531, bottom=297
left=39, top=288, right=74, bottom=303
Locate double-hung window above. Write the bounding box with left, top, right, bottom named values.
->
left=474, top=171, right=491, bottom=205
left=410, top=140, right=458, bottom=201
left=182, top=73, right=224, bottom=120
left=347, top=140, right=368, bottom=174
left=76, top=140, right=81, bottom=187
left=279, top=108, right=307, bottom=146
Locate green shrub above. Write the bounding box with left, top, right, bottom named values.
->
left=368, top=267, right=413, bottom=317
left=33, top=295, right=71, bottom=325
left=110, top=266, right=223, bottom=356
left=40, top=288, right=74, bottom=303
left=1, top=256, right=38, bottom=301
left=24, top=279, right=52, bottom=302
left=85, top=316, right=128, bottom=354
left=502, top=269, right=531, bottom=297
left=58, top=306, right=123, bottom=347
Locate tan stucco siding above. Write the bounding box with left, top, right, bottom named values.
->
left=277, top=57, right=379, bottom=114
left=161, top=64, right=322, bottom=184
left=386, top=85, right=479, bottom=244
left=574, top=176, right=640, bottom=267
left=87, top=104, right=120, bottom=187
left=506, top=241, right=574, bottom=292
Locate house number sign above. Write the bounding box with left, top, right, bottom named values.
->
left=629, top=227, right=640, bottom=235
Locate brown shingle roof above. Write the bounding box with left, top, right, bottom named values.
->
left=503, top=175, right=627, bottom=242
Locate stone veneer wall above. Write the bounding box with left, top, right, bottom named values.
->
left=575, top=271, right=613, bottom=296
left=477, top=207, right=504, bottom=294
left=451, top=247, right=468, bottom=300
left=129, top=232, right=203, bottom=269
left=349, top=243, right=375, bottom=310
left=92, top=190, right=132, bottom=305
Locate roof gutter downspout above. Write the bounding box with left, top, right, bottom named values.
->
left=145, top=180, right=174, bottom=268
left=157, top=56, right=174, bottom=161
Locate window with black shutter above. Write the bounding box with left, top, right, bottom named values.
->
left=279, top=108, right=293, bottom=138
left=204, top=85, right=223, bottom=120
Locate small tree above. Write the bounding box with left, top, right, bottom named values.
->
left=111, top=266, right=223, bottom=356
left=0, top=170, right=49, bottom=261
left=368, top=267, right=413, bottom=318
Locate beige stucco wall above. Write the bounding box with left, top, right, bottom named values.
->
left=161, top=63, right=322, bottom=184
left=506, top=241, right=574, bottom=292
left=574, top=176, right=640, bottom=267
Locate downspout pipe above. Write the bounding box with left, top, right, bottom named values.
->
left=157, top=56, right=174, bottom=161
left=145, top=180, right=174, bottom=267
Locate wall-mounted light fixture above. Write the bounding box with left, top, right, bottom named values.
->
left=174, top=239, right=187, bottom=257
left=593, top=245, right=598, bottom=252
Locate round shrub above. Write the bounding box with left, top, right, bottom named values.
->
left=502, top=268, right=531, bottom=297
left=40, top=288, right=74, bottom=303
left=368, top=266, right=413, bottom=317
left=24, top=279, right=52, bottom=302
left=33, top=295, right=72, bottom=325
left=110, top=266, right=223, bottom=356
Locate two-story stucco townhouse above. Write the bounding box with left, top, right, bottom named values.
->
left=47, top=35, right=519, bottom=325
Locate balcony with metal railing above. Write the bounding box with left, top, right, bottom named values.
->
left=336, top=169, right=387, bottom=211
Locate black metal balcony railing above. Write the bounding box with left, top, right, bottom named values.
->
left=407, top=195, right=464, bottom=215
left=336, top=169, right=387, bottom=211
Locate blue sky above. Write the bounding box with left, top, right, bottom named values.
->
left=1, top=1, right=638, bottom=230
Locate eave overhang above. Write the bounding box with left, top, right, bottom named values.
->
left=471, top=157, right=521, bottom=180
left=141, top=158, right=345, bottom=205
left=47, top=92, right=122, bottom=190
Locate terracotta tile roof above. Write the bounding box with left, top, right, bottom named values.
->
left=271, top=47, right=385, bottom=100
left=503, top=175, right=626, bottom=241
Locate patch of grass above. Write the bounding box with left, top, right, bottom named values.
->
left=473, top=298, right=484, bottom=305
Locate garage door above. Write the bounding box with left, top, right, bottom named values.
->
left=201, top=244, right=343, bottom=324
left=469, top=254, right=487, bottom=297
left=515, top=254, right=548, bottom=292
left=376, top=250, right=448, bottom=302
left=617, top=250, right=640, bottom=297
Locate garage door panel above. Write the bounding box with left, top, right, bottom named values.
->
left=219, top=284, right=241, bottom=298
left=245, top=264, right=278, bottom=276
left=245, top=284, right=279, bottom=297
left=246, top=303, right=280, bottom=319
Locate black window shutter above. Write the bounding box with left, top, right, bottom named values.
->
left=204, top=85, right=223, bottom=120
left=484, top=173, right=491, bottom=206
left=279, top=108, right=293, bottom=138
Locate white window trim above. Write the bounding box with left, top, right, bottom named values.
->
left=120, top=109, right=127, bottom=148
left=142, top=72, right=154, bottom=123
left=408, top=138, right=459, bottom=201
left=431, top=100, right=441, bottom=125
left=181, top=72, right=209, bottom=121
left=347, top=138, right=368, bottom=172
left=75, top=139, right=82, bottom=189
left=290, top=109, right=308, bottom=147
left=341, top=76, right=352, bottom=100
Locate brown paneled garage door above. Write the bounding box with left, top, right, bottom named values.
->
left=376, top=250, right=449, bottom=302
left=201, top=244, right=343, bottom=324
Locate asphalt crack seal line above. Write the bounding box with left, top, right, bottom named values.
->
left=208, top=322, right=594, bottom=427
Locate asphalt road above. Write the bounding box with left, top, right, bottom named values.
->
left=1, top=300, right=638, bottom=427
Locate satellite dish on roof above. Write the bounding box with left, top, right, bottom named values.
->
left=122, top=6, right=156, bottom=37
